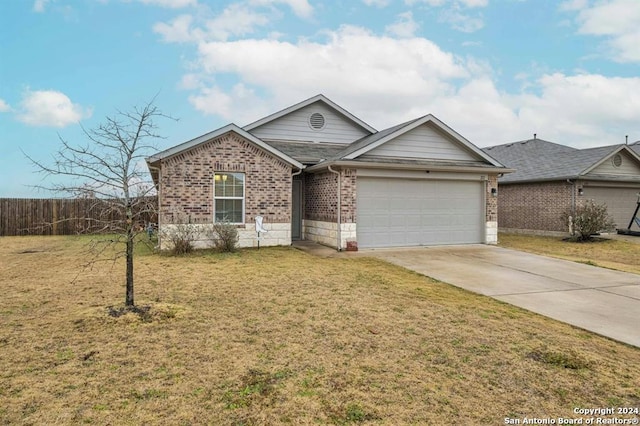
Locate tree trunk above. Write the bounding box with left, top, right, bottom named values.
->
left=125, top=234, right=134, bottom=306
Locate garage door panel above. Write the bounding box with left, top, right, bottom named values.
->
left=357, top=178, right=484, bottom=248
left=583, top=187, right=640, bottom=229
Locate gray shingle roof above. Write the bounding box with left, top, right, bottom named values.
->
left=261, top=141, right=346, bottom=164
left=483, top=139, right=638, bottom=183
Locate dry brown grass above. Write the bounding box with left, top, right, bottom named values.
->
left=1, top=236, right=639, bottom=425
left=498, top=233, right=640, bottom=275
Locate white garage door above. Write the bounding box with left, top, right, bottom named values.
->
left=357, top=178, right=484, bottom=248
left=583, top=186, right=640, bottom=230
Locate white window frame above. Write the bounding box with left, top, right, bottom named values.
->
left=213, top=172, right=245, bottom=224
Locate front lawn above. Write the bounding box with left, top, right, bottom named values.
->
left=1, top=236, right=639, bottom=424
left=498, top=233, right=640, bottom=275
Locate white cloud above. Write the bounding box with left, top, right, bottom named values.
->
left=204, top=4, right=270, bottom=41
left=559, top=0, right=588, bottom=12
left=460, top=0, right=487, bottom=7
left=385, top=12, right=419, bottom=38
left=188, top=25, right=469, bottom=125
left=158, top=13, right=640, bottom=149
left=153, top=14, right=195, bottom=42
left=17, top=90, right=92, bottom=128
left=439, top=8, right=484, bottom=32
left=566, top=0, right=640, bottom=62
left=249, top=0, right=313, bottom=18
left=362, top=0, right=391, bottom=7
left=33, top=0, right=50, bottom=12
left=405, top=0, right=487, bottom=32
left=0, top=99, right=10, bottom=112
left=154, top=3, right=279, bottom=43
left=511, top=73, right=640, bottom=143
left=405, top=0, right=487, bottom=7
left=138, top=0, right=197, bottom=8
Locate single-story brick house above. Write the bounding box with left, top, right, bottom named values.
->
left=146, top=95, right=512, bottom=250
left=483, top=138, right=640, bottom=234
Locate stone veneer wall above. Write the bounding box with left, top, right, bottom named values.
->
left=158, top=132, right=293, bottom=248
left=498, top=181, right=578, bottom=233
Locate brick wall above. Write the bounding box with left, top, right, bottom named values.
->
left=498, top=181, right=577, bottom=232
left=304, top=168, right=356, bottom=223
left=159, top=133, right=292, bottom=226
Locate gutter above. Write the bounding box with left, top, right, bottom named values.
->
left=306, top=160, right=514, bottom=174
left=327, top=165, right=342, bottom=251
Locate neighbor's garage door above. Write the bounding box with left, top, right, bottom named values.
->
left=583, top=186, right=640, bottom=230
left=357, top=178, right=484, bottom=248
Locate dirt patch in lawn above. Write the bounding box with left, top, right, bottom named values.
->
left=1, top=236, right=639, bottom=425
left=499, top=232, right=640, bottom=275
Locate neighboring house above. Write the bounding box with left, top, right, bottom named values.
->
left=146, top=94, right=512, bottom=250
left=483, top=138, right=640, bottom=234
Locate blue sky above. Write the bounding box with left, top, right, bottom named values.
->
left=1, top=0, right=639, bottom=197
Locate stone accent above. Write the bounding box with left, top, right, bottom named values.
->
left=485, top=221, right=498, bottom=244
left=498, top=181, right=578, bottom=232
left=157, top=132, right=293, bottom=248
left=303, top=219, right=356, bottom=250
left=160, top=222, right=291, bottom=250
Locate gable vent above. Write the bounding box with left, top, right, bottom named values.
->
left=612, top=153, right=623, bottom=167
left=309, top=112, right=325, bottom=130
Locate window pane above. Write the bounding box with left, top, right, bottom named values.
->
left=215, top=199, right=243, bottom=223
left=214, top=173, right=244, bottom=197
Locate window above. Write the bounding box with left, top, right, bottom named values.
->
left=214, top=172, right=244, bottom=223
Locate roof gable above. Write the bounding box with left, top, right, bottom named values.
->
left=339, top=114, right=504, bottom=167
left=484, top=139, right=640, bottom=183
left=243, top=94, right=376, bottom=144
left=146, top=124, right=304, bottom=170
left=586, top=146, right=640, bottom=177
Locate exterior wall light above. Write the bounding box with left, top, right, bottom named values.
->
left=578, top=187, right=584, bottom=196
left=491, top=188, right=497, bottom=197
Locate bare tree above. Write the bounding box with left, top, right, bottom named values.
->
left=26, top=99, right=172, bottom=307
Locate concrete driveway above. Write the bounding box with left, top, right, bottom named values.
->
left=366, top=245, right=640, bottom=347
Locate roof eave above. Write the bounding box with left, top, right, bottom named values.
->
left=306, top=159, right=514, bottom=174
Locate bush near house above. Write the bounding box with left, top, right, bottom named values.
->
left=563, top=199, right=615, bottom=241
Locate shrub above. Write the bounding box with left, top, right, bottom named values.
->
left=562, top=199, right=615, bottom=242
left=210, top=220, right=239, bottom=252
left=161, top=223, right=199, bottom=255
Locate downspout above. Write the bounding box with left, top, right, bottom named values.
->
left=292, top=167, right=303, bottom=241
left=147, top=162, right=162, bottom=248
left=567, top=179, right=575, bottom=235
left=327, top=165, right=341, bottom=251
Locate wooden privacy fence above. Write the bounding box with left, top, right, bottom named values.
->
left=0, top=197, right=158, bottom=236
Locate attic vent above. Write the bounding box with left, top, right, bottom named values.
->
left=612, top=153, right=623, bottom=168
left=309, top=112, right=325, bottom=130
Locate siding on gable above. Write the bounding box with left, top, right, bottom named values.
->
left=360, top=122, right=478, bottom=161
left=588, top=151, right=640, bottom=176
left=249, top=102, right=370, bottom=144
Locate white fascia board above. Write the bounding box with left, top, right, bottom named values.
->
left=242, top=94, right=376, bottom=134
